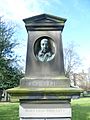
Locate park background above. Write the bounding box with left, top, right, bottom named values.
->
left=0, top=0, right=90, bottom=120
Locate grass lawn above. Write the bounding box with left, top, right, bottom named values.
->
left=72, top=98, right=90, bottom=120
left=0, top=98, right=90, bottom=120
left=0, top=102, right=19, bottom=120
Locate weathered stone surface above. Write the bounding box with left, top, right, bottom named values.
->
left=20, top=14, right=68, bottom=88
left=25, top=31, right=65, bottom=78
left=20, top=77, right=70, bottom=88
left=19, top=100, right=71, bottom=118
left=23, top=13, right=66, bottom=31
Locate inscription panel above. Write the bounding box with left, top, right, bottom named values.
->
left=20, top=79, right=70, bottom=88
left=19, top=103, right=71, bottom=118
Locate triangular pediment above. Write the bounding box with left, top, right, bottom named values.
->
left=23, top=14, right=66, bottom=24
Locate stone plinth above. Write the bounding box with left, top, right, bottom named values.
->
left=19, top=100, right=71, bottom=120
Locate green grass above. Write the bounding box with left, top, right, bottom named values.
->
left=72, top=98, right=90, bottom=120
left=0, top=102, right=19, bottom=120
left=0, top=98, right=90, bottom=120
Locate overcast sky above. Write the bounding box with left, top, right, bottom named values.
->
left=0, top=0, right=90, bottom=72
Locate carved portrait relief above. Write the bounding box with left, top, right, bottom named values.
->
left=34, top=37, right=56, bottom=62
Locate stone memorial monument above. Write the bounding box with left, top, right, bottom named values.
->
left=7, top=14, right=83, bottom=120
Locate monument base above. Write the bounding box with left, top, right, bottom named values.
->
left=19, top=99, right=71, bottom=120
left=7, top=87, right=83, bottom=120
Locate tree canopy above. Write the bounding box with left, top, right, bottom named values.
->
left=0, top=17, right=24, bottom=89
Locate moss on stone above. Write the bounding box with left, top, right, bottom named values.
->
left=7, top=87, right=83, bottom=96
